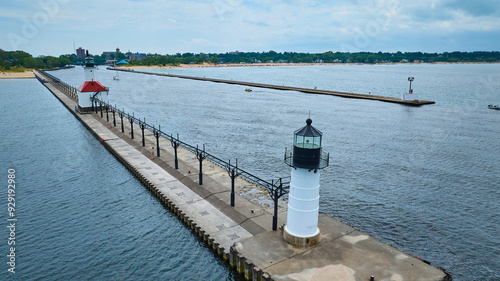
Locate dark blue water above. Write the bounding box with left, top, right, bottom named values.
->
left=10, top=63, right=500, bottom=280
left=0, top=79, right=242, bottom=280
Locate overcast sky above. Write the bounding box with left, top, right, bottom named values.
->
left=1, top=0, right=499, bottom=56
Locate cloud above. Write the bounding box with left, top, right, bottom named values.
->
left=442, top=0, right=500, bottom=17
left=393, top=1, right=500, bottom=34
left=0, top=0, right=499, bottom=55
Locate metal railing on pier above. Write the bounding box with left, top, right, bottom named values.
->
left=90, top=95, right=289, bottom=194
left=37, top=69, right=79, bottom=101
left=37, top=69, right=290, bottom=230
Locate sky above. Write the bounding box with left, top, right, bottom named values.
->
left=1, top=0, right=500, bottom=57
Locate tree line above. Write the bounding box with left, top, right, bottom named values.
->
left=133, top=50, right=500, bottom=65
left=2, top=49, right=499, bottom=71
left=0, top=49, right=72, bottom=71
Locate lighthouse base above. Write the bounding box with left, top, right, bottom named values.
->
left=283, top=226, right=320, bottom=248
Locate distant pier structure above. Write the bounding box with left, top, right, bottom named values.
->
left=115, top=68, right=436, bottom=106
left=77, top=51, right=109, bottom=112
left=283, top=118, right=329, bottom=247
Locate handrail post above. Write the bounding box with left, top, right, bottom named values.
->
left=227, top=159, right=239, bottom=207
left=170, top=133, right=180, bottom=169
left=129, top=117, right=134, bottom=139
left=153, top=125, right=160, bottom=157
left=140, top=123, right=146, bottom=147
left=271, top=178, right=284, bottom=231
left=157, top=125, right=161, bottom=157
left=120, top=113, right=124, bottom=133
left=231, top=168, right=235, bottom=206
left=196, top=144, right=206, bottom=185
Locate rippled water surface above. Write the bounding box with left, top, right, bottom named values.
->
left=2, top=63, right=499, bottom=280
left=0, top=79, right=242, bottom=281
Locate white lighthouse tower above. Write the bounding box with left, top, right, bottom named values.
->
left=283, top=118, right=329, bottom=247
left=77, top=50, right=109, bottom=112
left=83, top=50, right=95, bottom=81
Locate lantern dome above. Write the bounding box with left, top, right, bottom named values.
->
left=285, top=118, right=329, bottom=169
left=84, top=50, right=94, bottom=68
left=294, top=118, right=322, bottom=148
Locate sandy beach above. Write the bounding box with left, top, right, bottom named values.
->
left=119, top=62, right=343, bottom=70
left=0, top=70, right=35, bottom=79
left=120, top=61, right=491, bottom=70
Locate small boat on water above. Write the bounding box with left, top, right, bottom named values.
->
left=488, top=104, right=499, bottom=110
left=245, top=87, right=252, bottom=92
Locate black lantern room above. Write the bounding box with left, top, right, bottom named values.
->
left=84, top=50, right=94, bottom=67
left=285, top=118, right=329, bottom=170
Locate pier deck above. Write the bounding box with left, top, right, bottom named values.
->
left=36, top=70, right=448, bottom=280
left=115, top=68, right=435, bottom=106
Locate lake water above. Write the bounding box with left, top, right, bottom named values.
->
left=0, top=79, right=243, bottom=281
left=3, top=63, right=499, bottom=280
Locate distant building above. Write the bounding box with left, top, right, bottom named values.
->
left=102, top=52, right=113, bottom=60
left=103, top=47, right=121, bottom=60
left=76, top=47, right=85, bottom=58
left=129, top=52, right=147, bottom=61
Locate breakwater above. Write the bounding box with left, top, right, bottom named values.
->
left=35, top=69, right=286, bottom=280
left=34, top=69, right=449, bottom=280
left=113, top=68, right=435, bottom=106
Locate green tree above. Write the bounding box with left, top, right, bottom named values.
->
left=208, top=56, right=219, bottom=64
left=10, top=51, right=31, bottom=66
left=182, top=55, right=195, bottom=64
left=23, top=57, right=37, bottom=68
left=366, top=54, right=378, bottom=63
left=173, top=57, right=182, bottom=65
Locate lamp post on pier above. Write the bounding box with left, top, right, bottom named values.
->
left=408, top=76, right=414, bottom=94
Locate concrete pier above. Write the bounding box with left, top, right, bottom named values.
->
left=35, top=70, right=449, bottom=280
left=114, top=68, right=435, bottom=106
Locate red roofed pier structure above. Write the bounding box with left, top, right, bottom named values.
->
left=77, top=51, right=109, bottom=111
left=78, top=81, right=108, bottom=92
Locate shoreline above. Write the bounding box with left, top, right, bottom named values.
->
left=1, top=61, right=497, bottom=78
left=0, top=70, right=35, bottom=79
left=120, top=61, right=498, bottom=70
